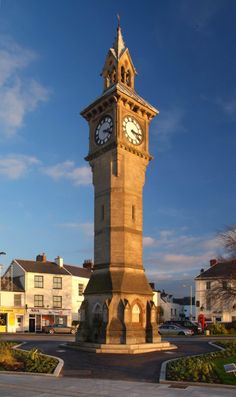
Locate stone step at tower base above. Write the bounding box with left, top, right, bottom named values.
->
left=74, top=341, right=177, bottom=354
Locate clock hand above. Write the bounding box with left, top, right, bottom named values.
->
left=131, top=129, right=141, bottom=139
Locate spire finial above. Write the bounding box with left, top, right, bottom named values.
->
left=117, top=14, right=120, bottom=29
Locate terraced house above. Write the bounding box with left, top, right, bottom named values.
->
left=0, top=254, right=91, bottom=333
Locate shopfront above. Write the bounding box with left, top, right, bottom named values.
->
left=27, top=308, right=71, bottom=332
left=0, top=308, right=26, bottom=333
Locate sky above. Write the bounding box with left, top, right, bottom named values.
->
left=0, top=0, right=235, bottom=296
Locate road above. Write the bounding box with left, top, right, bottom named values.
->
left=2, top=333, right=230, bottom=382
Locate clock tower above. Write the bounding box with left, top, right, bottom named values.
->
left=76, top=23, right=175, bottom=353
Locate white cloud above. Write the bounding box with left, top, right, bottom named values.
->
left=162, top=253, right=210, bottom=266
left=143, top=236, right=156, bottom=247
left=217, top=98, right=236, bottom=120
left=143, top=229, right=223, bottom=281
left=0, top=36, right=50, bottom=137
left=60, top=222, right=94, bottom=237
left=42, top=161, right=92, bottom=186
left=0, top=154, right=40, bottom=179
left=154, top=107, right=185, bottom=151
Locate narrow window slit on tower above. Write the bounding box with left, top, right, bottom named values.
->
left=101, top=204, right=105, bottom=221
left=132, top=205, right=135, bottom=221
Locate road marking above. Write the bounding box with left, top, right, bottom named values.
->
left=56, top=349, right=66, bottom=353
left=164, top=351, right=175, bottom=354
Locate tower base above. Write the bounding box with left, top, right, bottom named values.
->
left=74, top=341, right=177, bottom=354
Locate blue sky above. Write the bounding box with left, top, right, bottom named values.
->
left=0, top=0, right=235, bottom=296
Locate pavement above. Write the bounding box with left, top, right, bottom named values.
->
left=0, top=373, right=235, bottom=397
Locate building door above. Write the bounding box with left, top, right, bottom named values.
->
left=16, top=315, right=24, bottom=332
left=29, top=317, right=35, bottom=332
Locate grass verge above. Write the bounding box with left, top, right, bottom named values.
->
left=0, top=341, right=58, bottom=374
left=166, top=340, right=236, bottom=385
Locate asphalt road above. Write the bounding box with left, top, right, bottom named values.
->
left=1, top=334, right=226, bottom=383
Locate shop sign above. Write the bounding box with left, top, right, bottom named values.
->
left=0, top=307, right=25, bottom=314
left=28, top=308, right=71, bottom=315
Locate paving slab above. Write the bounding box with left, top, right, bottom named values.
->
left=0, top=374, right=235, bottom=397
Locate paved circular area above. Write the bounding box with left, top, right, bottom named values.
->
left=20, top=338, right=219, bottom=382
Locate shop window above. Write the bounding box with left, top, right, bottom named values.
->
left=0, top=313, right=7, bottom=326
left=34, top=275, right=43, bottom=288
left=34, top=295, right=44, bottom=307
left=53, top=296, right=62, bottom=309
left=78, top=283, right=84, bottom=296
left=53, top=277, right=62, bottom=289
left=14, top=294, right=22, bottom=307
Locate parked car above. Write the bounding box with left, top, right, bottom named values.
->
left=164, top=320, right=201, bottom=334
left=158, top=324, right=193, bottom=336
left=43, top=324, right=76, bottom=334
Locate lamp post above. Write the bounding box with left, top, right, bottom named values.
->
left=183, top=284, right=193, bottom=321
left=0, top=252, right=6, bottom=291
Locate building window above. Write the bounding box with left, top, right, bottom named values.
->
left=34, top=295, right=44, bottom=307
left=196, top=300, right=200, bottom=307
left=78, top=284, right=84, bottom=296
left=222, top=281, right=228, bottom=290
left=34, top=275, right=43, bottom=288
left=14, top=294, right=22, bottom=307
left=206, top=281, right=211, bottom=290
left=206, top=297, right=211, bottom=311
left=53, top=296, right=62, bottom=309
left=53, top=277, right=62, bottom=289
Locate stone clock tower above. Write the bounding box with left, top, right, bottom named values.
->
left=76, top=24, right=175, bottom=353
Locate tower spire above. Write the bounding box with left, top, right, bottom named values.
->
left=112, top=15, right=126, bottom=59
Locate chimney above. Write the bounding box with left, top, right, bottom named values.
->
left=200, top=268, right=204, bottom=273
left=55, top=256, right=63, bottom=268
left=149, top=282, right=155, bottom=290
left=210, top=259, right=217, bottom=267
left=83, top=259, right=93, bottom=271
left=36, top=253, right=47, bottom=262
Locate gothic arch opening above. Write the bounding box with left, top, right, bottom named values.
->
left=121, top=66, right=125, bottom=83
left=132, top=303, right=142, bottom=323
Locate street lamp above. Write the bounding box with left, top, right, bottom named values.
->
left=0, top=252, right=6, bottom=291
left=183, top=284, right=193, bottom=321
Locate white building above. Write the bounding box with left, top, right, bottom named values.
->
left=2, top=254, right=91, bottom=332
left=195, top=259, right=236, bottom=323
left=151, top=285, right=183, bottom=323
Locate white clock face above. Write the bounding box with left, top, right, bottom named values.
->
left=95, top=116, right=113, bottom=145
left=123, top=116, right=143, bottom=145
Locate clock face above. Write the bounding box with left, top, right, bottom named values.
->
left=95, top=116, right=113, bottom=145
left=123, top=116, right=143, bottom=145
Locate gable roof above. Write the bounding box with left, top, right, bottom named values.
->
left=64, top=264, right=91, bottom=278
left=14, top=259, right=91, bottom=279
left=195, top=259, right=236, bottom=280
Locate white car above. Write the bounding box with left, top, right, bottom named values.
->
left=158, top=324, right=193, bottom=336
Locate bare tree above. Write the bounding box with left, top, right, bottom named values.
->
left=218, top=225, right=236, bottom=258
left=205, top=279, right=236, bottom=313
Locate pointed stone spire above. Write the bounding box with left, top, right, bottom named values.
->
left=112, top=15, right=126, bottom=59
